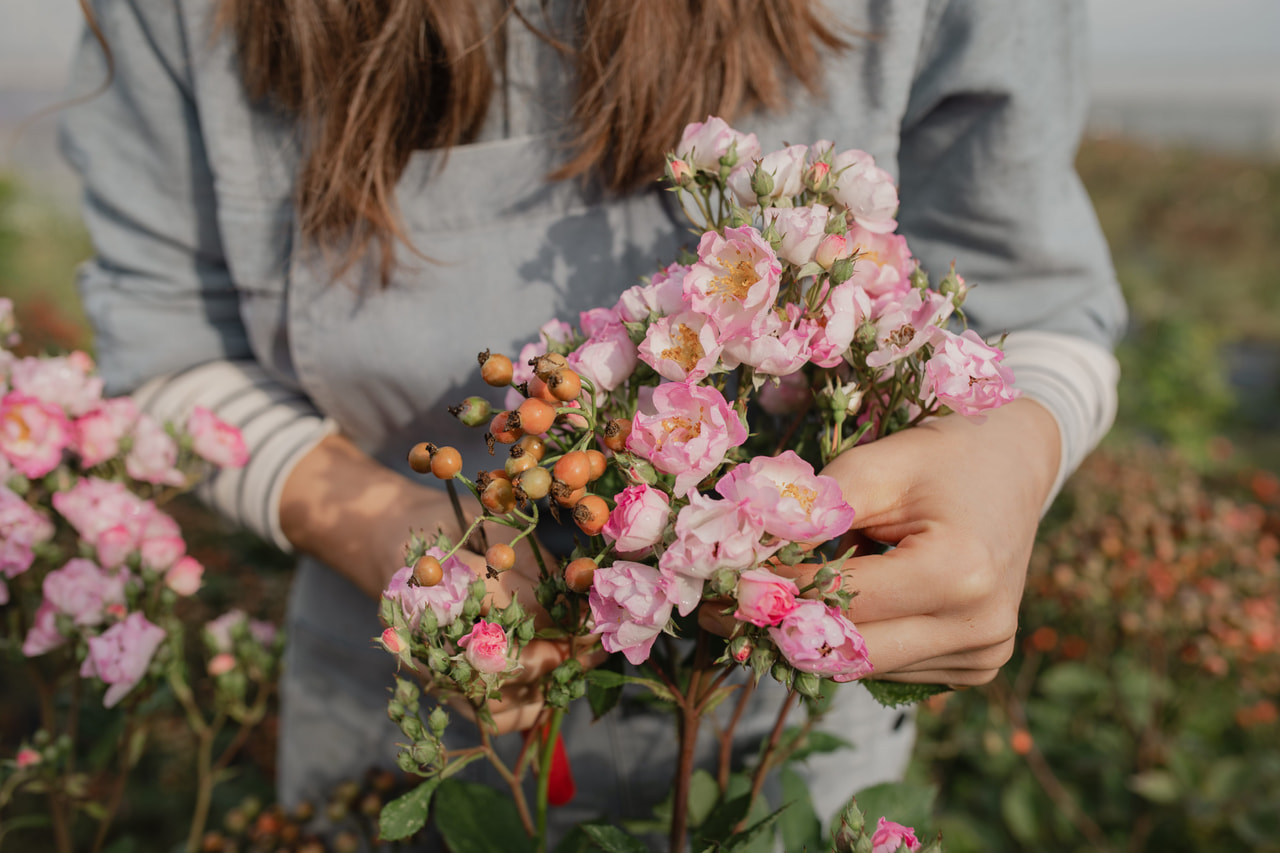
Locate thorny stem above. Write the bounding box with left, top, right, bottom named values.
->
left=476, top=712, right=535, bottom=837
left=738, top=690, right=798, bottom=832
left=534, top=709, right=565, bottom=853
left=669, top=632, right=710, bottom=853
left=717, top=680, right=757, bottom=792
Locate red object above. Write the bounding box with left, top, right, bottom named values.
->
left=545, top=728, right=576, bottom=806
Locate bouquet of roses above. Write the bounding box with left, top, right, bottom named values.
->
left=376, top=117, right=1019, bottom=852
left=0, top=298, right=281, bottom=853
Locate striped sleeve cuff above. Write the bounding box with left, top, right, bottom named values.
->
left=1000, top=331, right=1120, bottom=511
left=133, top=360, right=337, bottom=552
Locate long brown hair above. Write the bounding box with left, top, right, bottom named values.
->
left=219, top=0, right=848, bottom=278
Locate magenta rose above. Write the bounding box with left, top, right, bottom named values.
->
left=459, top=620, right=513, bottom=674
left=601, top=484, right=670, bottom=555
left=384, top=547, right=476, bottom=630
left=923, top=328, right=1020, bottom=418
left=769, top=599, right=873, bottom=683
left=187, top=406, right=249, bottom=468
left=0, top=392, right=72, bottom=478
left=638, top=310, right=723, bottom=383
left=588, top=561, right=674, bottom=665
left=80, top=611, right=167, bottom=708
left=626, top=381, right=747, bottom=497
left=684, top=226, right=782, bottom=339
left=870, top=817, right=922, bottom=853
left=658, top=493, right=778, bottom=616
left=715, top=450, right=855, bottom=543
left=734, top=568, right=799, bottom=627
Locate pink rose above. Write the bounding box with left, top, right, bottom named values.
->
left=684, top=226, right=781, bottom=339
left=658, top=493, right=778, bottom=616
left=9, top=354, right=103, bottom=416
left=579, top=307, right=621, bottom=339
left=80, top=611, right=167, bottom=708
left=638, top=310, right=723, bottom=383
left=205, top=609, right=277, bottom=652
left=769, top=599, right=873, bottom=683
left=675, top=116, right=760, bottom=173
left=720, top=304, right=815, bottom=377
left=626, top=381, right=747, bottom=497
left=21, top=602, right=65, bottom=657
left=74, top=397, right=138, bottom=467
left=614, top=263, right=690, bottom=323
left=164, top=555, right=204, bottom=596
left=15, top=747, right=41, bottom=769
left=810, top=281, right=874, bottom=368
left=95, top=524, right=135, bottom=570
left=734, top=568, right=799, bottom=627
left=865, top=289, right=954, bottom=369
left=728, top=144, right=809, bottom=205
left=814, top=232, right=854, bottom=270
left=715, top=451, right=855, bottom=543
left=459, top=620, right=513, bottom=674
left=601, top=484, right=670, bottom=555
left=847, top=226, right=914, bottom=300
left=568, top=322, right=638, bottom=394
left=52, top=478, right=150, bottom=542
left=0, top=392, right=71, bottom=478
left=922, top=329, right=1020, bottom=418
left=125, top=413, right=185, bottom=486
left=207, top=652, right=237, bottom=677
left=588, top=561, right=675, bottom=665
left=140, top=529, right=186, bottom=572
left=42, top=558, right=130, bottom=628
left=830, top=148, right=898, bottom=234
left=1, top=485, right=55, bottom=578
left=383, top=547, right=476, bottom=630
left=870, top=817, right=922, bottom=853
left=765, top=203, right=830, bottom=266
left=187, top=407, right=249, bottom=468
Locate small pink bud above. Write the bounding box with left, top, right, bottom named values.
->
left=815, top=233, right=853, bottom=269
left=667, top=158, right=694, bottom=187
left=805, top=160, right=831, bottom=192
left=105, top=603, right=128, bottom=621
left=16, top=748, right=42, bottom=769
left=164, top=556, right=204, bottom=596
left=379, top=627, right=404, bottom=655
left=207, top=653, right=236, bottom=677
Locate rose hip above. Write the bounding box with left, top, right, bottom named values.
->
left=572, top=494, right=610, bottom=536
left=485, top=543, right=516, bottom=573
left=411, top=555, right=443, bottom=587
left=430, top=446, right=462, bottom=479
left=564, top=557, right=597, bottom=593
left=516, top=398, right=556, bottom=435
left=479, top=351, right=514, bottom=387
left=553, top=451, right=592, bottom=489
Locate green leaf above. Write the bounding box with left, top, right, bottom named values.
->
left=434, top=779, right=535, bottom=853
left=1037, top=662, right=1108, bottom=701
left=850, top=781, right=936, bottom=836
left=687, top=769, right=720, bottom=828
left=587, top=657, right=626, bottom=720
left=378, top=777, right=440, bottom=841
left=999, top=774, right=1040, bottom=844
left=788, top=730, right=852, bottom=762
left=862, top=680, right=950, bottom=708
left=1128, top=769, right=1181, bottom=804
left=581, top=823, right=652, bottom=853
left=722, top=803, right=787, bottom=851
left=778, top=767, right=823, bottom=852
left=697, top=792, right=754, bottom=844
left=439, top=749, right=486, bottom=779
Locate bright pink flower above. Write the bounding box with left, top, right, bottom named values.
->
left=847, top=226, right=914, bottom=300
left=922, top=328, right=1021, bottom=418
left=626, top=381, right=747, bottom=497
left=674, top=116, right=760, bottom=173
left=734, top=568, right=800, bottom=627
left=0, top=485, right=54, bottom=578
left=684, top=227, right=781, bottom=339
left=187, top=407, right=249, bottom=469
left=15, top=747, right=41, bottom=769
left=80, top=611, right=166, bottom=708
left=74, top=397, right=138, bottom=467
left=764, top=203, right=830, bottom=266
left=568, top=322, right=638, bottom=394
left=728, top=144, right=809, bottom=205
left=870, top=817, right=922, bottom=853
left=164, top=555, right=204, bottom=596
left=601, top=484, right=670, bottom=555
left=769, top=599, right=873, bottom=683
left=715, top=451, right=855, bottom=543
left=757, top=371, right=812, bottom=415
left=8, top=354, right=103, bottom=416
left=658, top=493, right=778, bottom=616
left=638, top=310, right=723, bottom=383
left=830, top=148, right=898, bottom=234
left=615, top=263, right=691, bottom=323
left=125, top=414, right=185, bottom=486
left=865, top=289, right=954, bottom=369
left=21, top=602, right=64, bottom=656
left=588, top=561, right=674, bottom=665
left=720, top=304, right=816, bottom=377
left=207, top=652, right=236, bottom=677
left=383, top=547, right=476, bottom=630
left=811, top=282, right=874, bottom=368
left=0, top=392, right=71, bottom=478
left=459, top=620, right=512, bottom=674
left=42, top=558, right=130, bottom=628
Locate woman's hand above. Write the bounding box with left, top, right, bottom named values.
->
left=699, top=398, right=1060, bottom=687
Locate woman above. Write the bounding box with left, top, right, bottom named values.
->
left=63, top=0, right=1124, bottom=836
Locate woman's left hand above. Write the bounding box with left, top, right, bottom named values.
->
left=701, top=397, right=1061, bottom=687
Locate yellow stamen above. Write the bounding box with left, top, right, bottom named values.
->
left=780, top=483, right=818, bottom=515
left=709, top=258, right=759, bottom=302
left=659, top=324, right=704, bottom=373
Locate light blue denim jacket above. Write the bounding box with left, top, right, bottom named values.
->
left=62, top=0, right=1126, bottom=834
